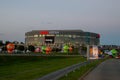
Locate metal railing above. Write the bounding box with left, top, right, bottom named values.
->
left=36, top=61, right=90, bottom=80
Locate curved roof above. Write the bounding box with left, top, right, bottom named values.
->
left=25, top=30, right=100, bottom=38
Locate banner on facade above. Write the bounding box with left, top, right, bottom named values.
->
left=87, top=45, right=99, bottom=60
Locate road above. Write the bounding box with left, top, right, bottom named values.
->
left=83, top=59, right=120, bottom=80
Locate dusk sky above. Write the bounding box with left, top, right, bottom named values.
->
left=0, top=0, right=120, bottom=45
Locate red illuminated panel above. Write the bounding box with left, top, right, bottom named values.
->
left=97, top=34, right=100, bottom=38
left=40, top=31, right=49, bottom=35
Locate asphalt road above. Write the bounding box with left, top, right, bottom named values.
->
left=83, top=59, right=120, bottom=80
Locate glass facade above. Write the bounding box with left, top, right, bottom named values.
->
left=25, top=30, right=100, bottom=46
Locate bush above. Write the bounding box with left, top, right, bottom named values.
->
left=17, top=45, right=25, bottom=51
left=28, top=45, right=35, bottom=52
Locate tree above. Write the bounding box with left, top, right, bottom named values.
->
left=20, top=42, right=24, bottom=44
left=13, top=41, right=19, bottom=45
left=0, top=40, right=3, bottom=46
left=28, top=45, right=35, bottom=52
left=17, top=45, right=25, bottom=51
left=2, top=46, right=7, bottom=52
left=5, top=41, right=10, bottom=45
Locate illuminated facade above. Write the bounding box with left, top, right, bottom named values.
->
left=25, top=30, right=100, bottom=46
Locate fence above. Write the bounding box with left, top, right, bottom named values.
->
left=37, top=61, right=90, bottom=80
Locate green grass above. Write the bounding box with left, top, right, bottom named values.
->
left=58, top=59, right=107, bottom=80
left=0, top=56, right=86, bottom=80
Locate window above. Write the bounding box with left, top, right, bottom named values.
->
left=68, top=35, right=72, bottom=38
left=56, top=35, right=60, bottom=37
left=34, top=35, right=38, bottom=37
left=34, top=38, right=38, bottom=41
left=64, top=35, right=68, bottom=37
left=73, top=35, right=76, bottom=38
left=39, top=35, right=42, bottom=37
left=60, top=35, right=63, bottom=37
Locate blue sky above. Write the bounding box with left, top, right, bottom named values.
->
left=0, top=0, right=120, bottom=45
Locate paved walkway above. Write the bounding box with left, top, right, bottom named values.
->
left=83, top=59, right=120, bottom=80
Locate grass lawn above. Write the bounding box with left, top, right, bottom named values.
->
left=59, top=59, right=107, bottom=80
left=0, top=56, right=86, bottom=80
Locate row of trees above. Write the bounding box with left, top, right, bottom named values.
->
left=0, top=41, right=35, bottom=53
left=0, top=40, right=88, bottom=54
left=0, top=42, right=64, bottom=53
left=1, top=45, right=35, bottom=53
left=0, top=41, right=24, bottom=46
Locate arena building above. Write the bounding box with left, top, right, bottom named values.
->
left=25, top=30, right=100, bottom=47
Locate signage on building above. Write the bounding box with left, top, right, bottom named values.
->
left=40, top=31, right=49, bottom=35
left=40, top=31, right=59, bottom=35
left=49, top=31, right=59, bottom=34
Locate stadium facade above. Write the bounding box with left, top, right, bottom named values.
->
left=25, top=30, right=100, bottom=47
